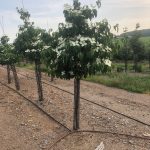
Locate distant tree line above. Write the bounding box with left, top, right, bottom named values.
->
left=113, top=24, right=150, bottom=73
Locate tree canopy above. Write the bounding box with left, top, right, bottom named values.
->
left=0, top=35, right=18, bottom=65
left=44, top=0, right=113, bottom=80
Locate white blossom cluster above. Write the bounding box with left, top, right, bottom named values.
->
left=50, top=38, right=66, bottom=58
left=58, top=37, right=65, bottom=45
left=56, top=35, right=112, bottom=59
left=94, top=43, right=112, bottom=53
left=105, top=46, right=112, bottom=52
left=66, top=35, right=96, bottom=47
left=52, top=46, right=65, bottom=58
left=25, top=49, right=41, bottom=53
left=69, top=41, right=80, bottom=47
left=31, top=33, right=42, bottom=47
left=72, top=9, right=82, bottom=15
left=43, top=46, right=50, bottom=49
left=31, top=39, right=41, bottom=47
left=96, top=58, right=101, bottom=65
left=54, top=48, right=61, bottom=57
left=96, top=58, right=111, bottom=67
left=77, top=35, right=96, bottom=44
left=65, top=22, right=73, bottom=29
left=61, top=71, right=65, bottom=76
left=104, top=59, right=111, bottom=67
left=25, top=33, right=43, bottom=53
left=61, top=71, right=74, bottom=76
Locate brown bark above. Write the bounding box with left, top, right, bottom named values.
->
left=73, top=78, right=80, bottom=130
left=124, top=60, right=128, bottom=73
left=11, top=65, right=20, bottom=91
left=148, top=55, right=150, bottom=70
left=133, top=54, right=138, bottom=72
left=51, top=76, right=54, bottom=82
left=35, top=60, right=43, bottom=102
left=7, top=65, right=11, bottom=84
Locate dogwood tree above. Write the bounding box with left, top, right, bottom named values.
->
left=45, top=0, right=114, bottom=130
left=0, top=35, right=20, bottom=90
left=14, top=8, right=45, bottom=102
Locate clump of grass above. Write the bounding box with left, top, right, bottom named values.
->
left=16, top=63, right=34, bottom=70
left=17, top=63, right=48, bottom=73
left=85, top=73, right=150, bottom=94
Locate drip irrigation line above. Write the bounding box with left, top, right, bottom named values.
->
left=0, top=81, right=71, bottom=132
left=49, top=130, right=150, bottom=149
left=49, top=131, right=75, bottom=149
left=77, top=130, right=150, bottom=141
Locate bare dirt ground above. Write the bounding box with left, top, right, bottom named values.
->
left=0, top=82, right=69, bottom=150
left=0, top=66, right=150, bottom=150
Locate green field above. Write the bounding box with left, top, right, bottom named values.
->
left=85, top=59, right=150, bottom=94
left=140, top=36, right=150, bottom=46
left=85, top=73, right=150, bottom=94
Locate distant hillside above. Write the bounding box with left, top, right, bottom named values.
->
left=120, top=29, right=150, bottom=37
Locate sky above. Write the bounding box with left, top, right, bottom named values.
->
left=0, top=0, right=150, bottom=42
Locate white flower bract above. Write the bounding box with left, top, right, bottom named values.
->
left=43, top=46, right=50, bottom=49
left=104, top=59, right=111, bottom=67
left=61, top=71, right=65, bottom=75
left=105, top=46, right=112, bottom=52
left=25, top=49, right=41, bottom=53
left=66, top=23, right=73, bottom=28
left=25, top=49, right=30, bottom=53
left=96, top=58, right=101, bottom=65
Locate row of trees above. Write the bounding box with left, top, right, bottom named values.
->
left=0, top=0, right=116, bottom=130
left=113, top=24, right=150, bottom=72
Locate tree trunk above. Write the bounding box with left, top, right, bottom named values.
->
left=73, top=78, right=80, bottom=130
left=124, top=60, right=128, bottom=73
left=11, top=64, right=20, bottom=91
left=51, top=76, right=54, bottom=82
left=35, top=60, right=43, bottom=102
left=149, top=55, right=150, bottom=70
left=134, top=54, right=138, bottom=72
left=7, top=65, right=11, bottom=84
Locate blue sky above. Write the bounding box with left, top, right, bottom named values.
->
left=0, top=0, right=150, bottom=42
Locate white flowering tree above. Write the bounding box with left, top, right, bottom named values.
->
left=25, top=29, right=45, bottom=102
left=14, top=8, right=45, bottom=102
left=0, top=35, right=20, bottom=90
left=45, top=0, right=114, bottom=130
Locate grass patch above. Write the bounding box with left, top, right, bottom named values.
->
left=16, top=63, right=34, bottom=70
left=16, top=63, right=48, bottom=73
left=140, top=37, right=150, bottom=46
left=85, top=73, right=150, bottom=94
